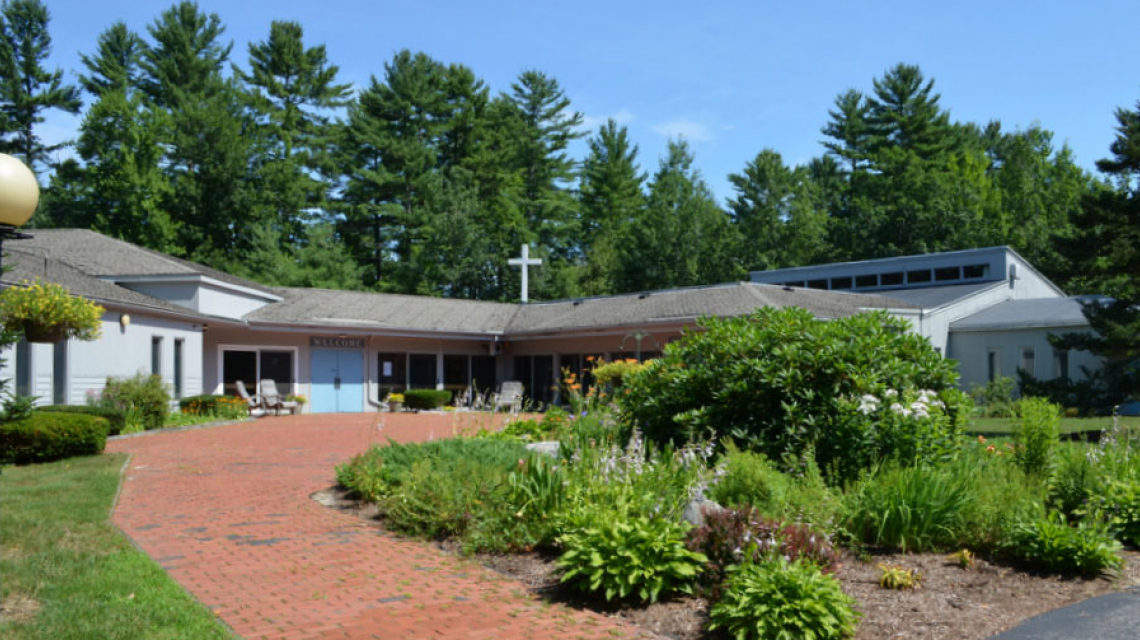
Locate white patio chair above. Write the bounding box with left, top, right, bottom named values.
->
left=493, top=381, right=524, bottom=413
left=260, top=379, right=299, bottom=415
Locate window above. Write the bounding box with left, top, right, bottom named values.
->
left=988, top=350, right=1001, bottom=382
left=533, top=355, right=555, bottom=406
left=443, top=354, right=469, bottom=388
left=807, top=279, right=828, bottom=290
left=881, top=272, right=904, bottom=286
left=963, top=264, right=989, bottom=279
left=222, top=350, right=257, bottom=396
left=222, top=348, right=296, bottom=396
left=259, top=351, right=294, bottom=390
left=15, top=339, right=30, bottom=397
left=409, top=354, right=437, bottom=388
left=855, top=274, right=878, bottom=288
left=378, top=352, right=407, bottom=388
left=784, top=281, right=805, bottom=288
left=470, top=355, right=497, bottom=392
left=830, top=276, right=853, bottom=290
left=907, top=269, right=932, bottom=284
left=1054, top=349, right=1070, bottom=381
left=151, top=336, right=163, bottom=376
left=53, top=339, right=67, bottom=405
left=514, top=356, right=533, bottom=398
left=935, top=266, right=961, bottom=282
left=173, top=339, right=184, bottom=399
left=1019, top=347, right=1035, bottom=376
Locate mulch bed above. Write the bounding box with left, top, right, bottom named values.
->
left=314, top=485, right=1140, bottom=640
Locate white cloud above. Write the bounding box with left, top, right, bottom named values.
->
left=579, top=107, right=636, bottom=132
left=651, top=118, right=711, bottom=141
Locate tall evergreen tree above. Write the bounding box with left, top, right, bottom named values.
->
left=78, top=21, right=146, bottom=98
left=617, top=140, right=741, bottom=291
left=820, top=89, right=871, bottom=174
left=0, top=0, right=81, bottom=174
left=239, top=20, right=350, bottom=243
left=578, top=119, right=644, bottom=294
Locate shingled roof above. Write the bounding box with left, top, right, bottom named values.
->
left=1, top=229, right=918, bottom=335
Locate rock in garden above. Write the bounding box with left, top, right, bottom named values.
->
left=524, top=441, right=560, bottom=458
left=682, top=497, right=725, bottom=527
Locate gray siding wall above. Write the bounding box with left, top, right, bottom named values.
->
left=947, top=327, right=1101, bottom=394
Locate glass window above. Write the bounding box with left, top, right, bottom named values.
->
left=1019, top=347, right=1035, bottom=376
left=907, top=269, right=932, bottom=284
left=443, top=354, right=469, bottom=387
left=470, top=355, right=497, bottom=392
left=151, top=336, right=163, bottom=375
left=222, top=350, right=257, bottom=396
left=830, top=276, right=853, bottom=290
left=784, top=281, right=805, bottom=288
left=533, top=355, right=555, bottom=406
left=881, top=272, right=904, bottom=286
left=409, top=354, right=437, bottom=388
left=807, top=279, right=828, bottom=290
left=963, top=264, right=989, bottom=279
left=378, top=352, right=407, bottom=388
left=513, top=356, right=533, bottom=398
left=988, top=350, right=1001, bottom=382
left=855, top=274, right=878, bottom=288
left=173, top=339, right=184, bottom=399
left=1054, top=350, right=1070, bottom=381
left=260, top=350, right=294, bottom=391
left=935, top=266, right=961, bottom=282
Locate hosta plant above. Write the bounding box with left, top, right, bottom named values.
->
left=1089, top=479, right=1140, bottom=548
left=709, top=556, right=860, bottom=640
left=877, top=563, right=922, bottom=589
left=556, top=515, right=706, bottom=603
left=1006, top=513, right=1123, bottom=577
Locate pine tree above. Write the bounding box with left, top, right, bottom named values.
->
left=0, top=0, right=81, bottom=174
left=865, top=63, right=958, bottom=163
left=821, top=89, right=871, bottom=174
left=239, top=20, right=350, bottom=243
left=578, top=119, right=644, bottom=294
left=618, top=140, right=741, bottom=291
left=79, top=21, right=146, bottom=98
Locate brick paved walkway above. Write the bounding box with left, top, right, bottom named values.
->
left=108, top=413, right=653, bottom=640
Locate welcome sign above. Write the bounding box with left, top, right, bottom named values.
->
left=310, top=336, right=365, bottom=349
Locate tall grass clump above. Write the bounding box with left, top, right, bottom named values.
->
left=1013, top=397, right=1061, bottom=475
left=841, top=463, right=974, bottom=552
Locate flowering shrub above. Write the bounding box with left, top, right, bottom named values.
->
left=179, top=394, right=248, bottom=419
left=684, top=506, right=838, bottom=599
left=620, top=307, right=970, bottom=481
left=850, top=386, right=971, bottom=467
left=0, top=279, right=104, bottom=342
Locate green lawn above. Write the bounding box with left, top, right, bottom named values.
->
left=968, top=415, right=1140, bottom=436
left=0, top=454, right=232, bottom=640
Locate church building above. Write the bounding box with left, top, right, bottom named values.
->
left=0, top=230, right=1099, bottom=413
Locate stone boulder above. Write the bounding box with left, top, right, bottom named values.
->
left=682, top=497, right=726, bottom=528
left=524, top=441, right=561, bottom=458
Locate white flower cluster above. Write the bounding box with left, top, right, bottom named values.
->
left=856, top=388, right=945, bottom=419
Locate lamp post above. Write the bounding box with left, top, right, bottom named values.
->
left=0, top=153, right=39, bottom=272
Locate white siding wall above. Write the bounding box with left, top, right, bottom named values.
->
left=947, top=327, right=1101, bottom=393
left=196, top=284, right=272, bottom=319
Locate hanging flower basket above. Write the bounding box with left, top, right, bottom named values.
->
left=21, top=322, right=67, bottom=344
left=0, top=279, right=105, bottom=343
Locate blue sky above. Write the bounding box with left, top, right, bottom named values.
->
left=38, top=0, right=1140, bottom=202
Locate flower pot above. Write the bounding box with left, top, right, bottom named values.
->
left=389, top=401, right=403, bottom=412
left=22, top=323, right=66, bottom=343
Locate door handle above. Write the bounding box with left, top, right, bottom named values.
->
left=334, top=377, right=341, bottom=390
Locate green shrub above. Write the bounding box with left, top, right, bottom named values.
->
left=178, top=394, right=248, bottom=420
left=956, top=445, right=1047, bottom=551
left=1013, top=397, right=1061, bottom=475
left=710, top=443, right=790, bottom=514
left=709, top=557, right=860, bottom=640
left=1090, top=479, right=1140, bottom=547
left=841, top=463, right=974, bottom=552
left=557, top=515, right=706, bottom=603
left=1048, top=445, right=1098, bottom=520
left=970, top=376, right=1017, bottom=418
left=619, top=307, right=969, bottom=481
left=1005, top=513, right=1123, bottom=577
left=403, top=389, right=452, bottom=410
left=38, top=404, right=126, bottom=436
left=99, top=374, right=169, bottom=430
left=0, top=412, right=109, bottom=463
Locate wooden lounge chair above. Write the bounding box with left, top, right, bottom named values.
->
left=493, top=381, right=524, bottom=413
left=260, top=379, right=299, bottom=415
left=235, top=380, right=267, bottom=417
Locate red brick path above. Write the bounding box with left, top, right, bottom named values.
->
left=108, top=413, right=653, bottom=640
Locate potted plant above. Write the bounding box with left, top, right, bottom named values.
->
left=388, top=392, right=404, bottom=412
left=0, top=279, right=104, bottom=343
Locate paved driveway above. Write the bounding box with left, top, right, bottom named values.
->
left=108, top=413, right=651, bottom=640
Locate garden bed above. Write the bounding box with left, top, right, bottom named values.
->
left=315, top=484, right=1140, bottom=640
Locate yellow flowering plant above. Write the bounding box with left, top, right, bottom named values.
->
left=0, top=279, right=104, bottom=342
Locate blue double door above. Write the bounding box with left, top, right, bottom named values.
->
left=310, top=349, right=364, bottom=413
